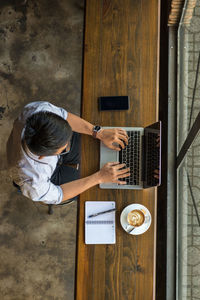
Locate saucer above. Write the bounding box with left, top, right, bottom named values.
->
left=120, top=204, right=152, bottom=235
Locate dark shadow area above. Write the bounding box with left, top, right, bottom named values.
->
left=156, top=0, right=170, bottom=299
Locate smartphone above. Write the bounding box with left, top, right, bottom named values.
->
left=98, top=96, right=129, bottom=111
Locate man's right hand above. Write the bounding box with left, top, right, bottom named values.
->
left=60, top=162, right=130, bottom=201
left=97, top=162, right=130, bottom=185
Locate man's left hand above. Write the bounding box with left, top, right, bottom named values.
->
left=96, top=128, right=128, bottom=151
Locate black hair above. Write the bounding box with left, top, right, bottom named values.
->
left=24, top=111, right=72, bottom=156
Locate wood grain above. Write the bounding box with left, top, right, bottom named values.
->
left=75, top=0, right=160, bottom=299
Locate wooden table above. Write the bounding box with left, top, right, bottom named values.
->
left=75, top=1, right=160, bottom=299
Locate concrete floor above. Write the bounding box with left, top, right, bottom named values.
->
left=0, top=0, right=84, bottom=299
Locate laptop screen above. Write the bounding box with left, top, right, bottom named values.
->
left=143, top=121, right=161, bottom=188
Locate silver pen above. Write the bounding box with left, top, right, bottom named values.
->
left=88, top=208, right=116, bottom=218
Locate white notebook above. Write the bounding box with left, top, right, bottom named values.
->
left=85, top=201, right=116, bottom=244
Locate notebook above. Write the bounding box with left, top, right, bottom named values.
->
left=85, top=201, right=116, bottom=244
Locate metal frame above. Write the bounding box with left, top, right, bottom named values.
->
left=167, top=26, right=177, bottom=300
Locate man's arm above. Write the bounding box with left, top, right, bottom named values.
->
left=67, top=112, right=94, bottom=136
left=67, top=112, right=129, bottom=150
left=60, top=162, right=130, bottom=201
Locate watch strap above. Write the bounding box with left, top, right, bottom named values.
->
left=92, top=131, right=98, bottom=138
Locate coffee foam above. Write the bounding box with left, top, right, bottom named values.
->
left=127, top=209, right=145, bottom=227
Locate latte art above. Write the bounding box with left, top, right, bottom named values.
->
left=127, top=209, right=145, bottom=227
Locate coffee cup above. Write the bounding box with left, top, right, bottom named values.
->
left=127, top=209, right=145, bottom=227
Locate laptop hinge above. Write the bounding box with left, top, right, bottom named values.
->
left=141, top=134, right=146, bottom=185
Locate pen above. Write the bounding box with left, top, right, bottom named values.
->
left=88, top=208, right=116, bottom=218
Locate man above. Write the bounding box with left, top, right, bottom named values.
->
left=7, top=101, right=130, bottom=205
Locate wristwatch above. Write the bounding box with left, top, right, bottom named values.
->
left=92, top=125, right=102, bottom=138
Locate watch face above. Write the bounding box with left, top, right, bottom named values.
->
left=94, top=126, right=101, bottom=132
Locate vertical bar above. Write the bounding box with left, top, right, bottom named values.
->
left=167, top=26, right=177, bottom=300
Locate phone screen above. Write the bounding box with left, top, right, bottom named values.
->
left=99, top=96, right=129, bottom=111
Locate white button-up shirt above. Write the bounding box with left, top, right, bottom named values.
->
left=7, top=101, right=68, bottom=204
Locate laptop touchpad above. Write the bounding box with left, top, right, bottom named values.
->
left=100, top=142, right=118, bottom=168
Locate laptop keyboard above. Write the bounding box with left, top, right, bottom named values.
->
left=119, top=131, right=140, bottom=185
left=146, top=132, right=160, bottom=186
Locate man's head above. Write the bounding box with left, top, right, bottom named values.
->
left=24, top=111, right=72, bottom=156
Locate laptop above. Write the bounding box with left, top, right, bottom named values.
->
left=100, top=121, right=161, bottom=189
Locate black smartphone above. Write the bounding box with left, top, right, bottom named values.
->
left=98, top=96, right=129, bottom=111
